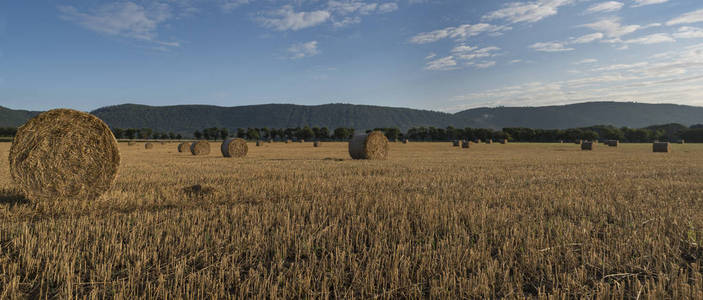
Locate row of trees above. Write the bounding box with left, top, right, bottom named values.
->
left=194, top=127, right=357, bottom=141
left=111, top=128, right=182, bottom=140
left=0, top=127, right=18, bottom=137
left=2, top=124, right=702, bottom=142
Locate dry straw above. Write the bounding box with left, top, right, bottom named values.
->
left=190, top=140, right=211, bottom=156
left=8, top=109, right=121, bottom=202
left=177, top=142, right=189, bottom=153
left=145, top=142, right=154, bottom=149
left=581, top=141, right=594, bottom=150
left=221, top=138, right=248, bottom=158
left=348, top=131, right=389, bottom=160
left=653, top=142, right=670, bottom=153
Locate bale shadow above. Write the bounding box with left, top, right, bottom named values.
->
left=0, top=188, right=30, bottom=206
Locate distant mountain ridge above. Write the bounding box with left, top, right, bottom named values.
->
left=1, top=102, right=702, bottom=135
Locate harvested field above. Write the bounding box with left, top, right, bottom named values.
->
left=0, top=142, right=702, bottom=298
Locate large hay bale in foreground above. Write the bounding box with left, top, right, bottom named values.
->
left=177, top=142, right=189, bottom=153
left=190, top=140, right=210, bottom=156
left=581, top=141, right=594, bottom=150
left=461, top=140, right=470, bottom=149
left=145, top=142, right=154, bottom=149
left=653, top=142, right=670, bottom=153
left=221, top=138, right=248, bottom=158
left=348, top=131, right=389, bottom=160
left=8, top=109, right=120, bottom=202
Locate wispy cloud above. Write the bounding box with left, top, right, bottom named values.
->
left=530, top=41, right=574, bottom=52
left=582, top=18, right=641, bottom=38
left=632, top=0, right=669, bottom=7
left=409, top=23, right=510, bottom=44
left=221, top=0, right=250, bottom=12
left=666, top=9, right=703, bottom=26
left=586, top=1, right=623, bottom=14
left=287, top=41, right=320, bottom=59
left=574, top=58, right=598, bottom=64
left=482, top=0, right=573, bottom=24
left=674, top=26, right=703, bottom=39
left=259, top=5, right=331, bottom=31
left=425, top=56, right=457, bottom=71
left=623, top=33, right=675, bottom=44
left=58, top=2, right=179, bottom=47
left=571, top=32, right=604, bottom=44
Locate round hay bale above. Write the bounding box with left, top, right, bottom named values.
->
left=581, top=141, right=594, bottom=150
left=485, top=140, right=492, bottom=144
left=348, top=131, right=389, bottom=160
left=461, top=140, right=470, bottom=149
left=8, top=109, right=120, bottom=202
left=177, top=142, right=189, bottom=153
left=402, top=139, right=408, bottom=144
left=190, top=140, right=210, bottom=156
left=314, top=141, right=320, bottom=147
left=499, top=139, right=508, bottom=144
left=221, top=138, right=248, bottom=158
left=653, top=142, right=670, bottom=153
left=285, top=139, right=291, bottom=144
left=298, top=139, right=304, bottom=143
left=145, top=142, right=154, bottom=149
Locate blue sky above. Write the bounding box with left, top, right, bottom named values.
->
left=1, top=0, right=702, bottom=112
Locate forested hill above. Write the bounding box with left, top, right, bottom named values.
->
left=1, top=102, right=702, bottom=134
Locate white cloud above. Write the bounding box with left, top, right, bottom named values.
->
left=409, top=23, right=510, bottom=44
left=483, top=0, right=573, bottom=24
left=574, top=58, right=598, bottom=64
left=623, top=33, right=675, bottom=44
left=450, top=44, right=477, bottom=53
left=586, top=1, right=624, bottom=14
left=221, top=0, right=250, bottom=12
left=425, top=56, right=457, bottom=71
left=425, top=52, right=437, bottom=60
left=58, top=2, right=178, bottom=47
left=327, top=1, right=377, bottom=15
left=674, top=26, right=703, bottom=39
left=571, top=32, right=604, bottom=44
left=332, top=16, right=361, bottom=28
left=378, top=3, right=399, bottom=13
left=582, top=18, right=640, bottom=38
left=530, top=41, right=574, bottom=52
left=666, top=9, right=703, bottom=26
left=259, top=5, right=331, bottom=31
left=446, top=43, right=703, bottom=110
left=288, top=41, right=320, bottom=59
left=474, top=61, right=497, bottom=68
left=509, top=59, right=523, bottom=64
left=632, top=0, right=668, bottom=7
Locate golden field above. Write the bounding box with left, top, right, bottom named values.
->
left=1, top=141, right=703, bottom=298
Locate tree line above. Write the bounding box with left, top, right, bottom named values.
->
left=1, top=124, right=703, bottom=142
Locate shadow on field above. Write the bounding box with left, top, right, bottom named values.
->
left=0, top=188, right=30, bottom=206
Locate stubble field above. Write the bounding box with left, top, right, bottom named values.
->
left=0, top=141, right=702, bottom=298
